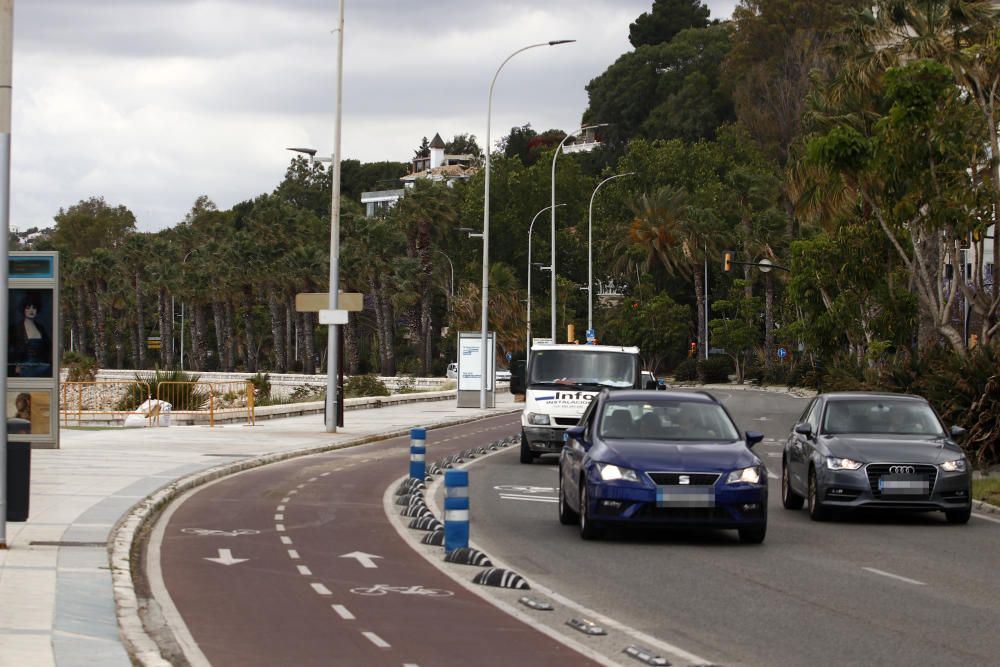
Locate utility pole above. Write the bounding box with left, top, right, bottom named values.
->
left=0, top=0, right=14, bottom=548
left=325, top=0, right=345, bottom=432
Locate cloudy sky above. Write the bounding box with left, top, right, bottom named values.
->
left=10, top=0, right=738, bottom=232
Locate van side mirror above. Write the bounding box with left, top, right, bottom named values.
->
left=511, top=360, right=526, bottom=395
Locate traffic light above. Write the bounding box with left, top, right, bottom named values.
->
left=723, top=251, right=734, bottom=273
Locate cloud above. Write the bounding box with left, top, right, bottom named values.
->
left=10, top=0, right=737, bottom=232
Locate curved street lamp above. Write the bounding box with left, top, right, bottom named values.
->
left=587, top=172, right=634, bottom=334
left=551, top=123, right=607, bottom=341
left=527, top=203, right=565, bottom=360
left=479, top=39, right=574, bottom=409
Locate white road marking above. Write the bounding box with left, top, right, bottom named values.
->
left=321, top=472, right=331, bottom=477
left=203, top=549, right=249, bottom=566
left=276, top=524, right=286, bottom=532
left=274, top=514, right=284, bottom=521
left=311, top=583, right=332, bottom=595
left=767, top=472, right=780, bottom=480
left=281, top=497, right=291, bottom=503
left=339, top=551, right=383, bottom=568
left=297, top=484, right=306, bottom=489
left=277, top=505, right=285, bottom=511
left=309, top=477, right=318, bottom=482
left=362, top=631, right=391, bottom=648
left=288, top=550, right=300, bottom=559
left=499, top=494, right=558, bottom=503
left=297, top=565, right=312, bottom=576
left=289, top=490, right=298, bottom=495
left=862, top=567, right=926, bottom=586
left=332, top=604, right=355, bottom=620
left=972, top=512, right=1000, bottom=524
left=766, top=452, right=782, bottom=458
left=280, top=536, right=293, bottom=545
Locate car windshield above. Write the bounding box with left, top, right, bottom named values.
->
left=528, top=350, right=636, bottom=388
left=599, top=400, right=740, bottom=442
left=821, top=399, right=945, bottom=436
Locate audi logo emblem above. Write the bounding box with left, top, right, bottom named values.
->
left=888, top=465, right=916, bottom=475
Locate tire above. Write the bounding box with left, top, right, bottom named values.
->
left=807, top=466, right=830, bottom=521
left=781, top=460, right=805, bottom=510
left=558, top=467, right=578, bottom=525
left=738, top=523, right=767, bottom=544
left=519, top=431, right=536, bottom=464
left=579, top=480, right=603, bottom=540
left=945, top=505, right=972, bottom=525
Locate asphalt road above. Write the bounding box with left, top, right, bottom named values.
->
left=465, top=389, right=1000, bottom=667
left=148, top=415, right=601, bottom=667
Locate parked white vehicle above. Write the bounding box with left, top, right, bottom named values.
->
left=446, top=362, right=458, bottom=379
left=516, top=344, right=644, bottom=463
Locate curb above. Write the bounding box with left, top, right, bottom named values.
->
left=110, top=406, right=521, bottom=665
left=973, top=499, right=1000, bottom=515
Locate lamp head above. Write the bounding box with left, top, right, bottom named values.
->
left=548, top=39, right=576, bottom=46
left=286, top=147, right=318, bottom=157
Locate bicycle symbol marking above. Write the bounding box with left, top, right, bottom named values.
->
left=181, top=528, right=261, bottom=537
left=349, top=584, right=454, bottom=598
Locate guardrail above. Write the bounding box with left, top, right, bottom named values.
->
left=61, top=381, right=154, bottom=427
left=60, top=380, right=255, bottom=427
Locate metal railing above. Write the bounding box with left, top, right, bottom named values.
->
left=60, top=380, right=255, bottom=427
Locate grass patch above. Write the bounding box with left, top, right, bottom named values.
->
left=972, top=477, right=1000, bottom=506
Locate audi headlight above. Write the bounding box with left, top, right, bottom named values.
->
left=826, top=457, right=863, bottom=471
left=527, top=413, right=550, bottom=426
left=940, top=458, right=966, bottom=473
left=596, top=463, right=640, bottom=483
left=726, top=466, right=763, bottom=485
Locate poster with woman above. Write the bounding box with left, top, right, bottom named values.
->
left=8, top=288, right=54, bottom=378
left=5, top=390, right=51, bottom=435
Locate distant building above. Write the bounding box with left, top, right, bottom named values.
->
left=361, top=132, right=479, bottom=217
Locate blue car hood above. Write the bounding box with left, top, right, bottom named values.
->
left=822, top=435, right=959, bottom=465
left=599, top=439, right=757, bottom=473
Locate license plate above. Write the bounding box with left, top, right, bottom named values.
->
left=878, top=475, right=928, bottom=495
left=656, top=486, right=715, bottom=508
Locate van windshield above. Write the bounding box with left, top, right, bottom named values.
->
left=528, top=350, right=636, bottom=388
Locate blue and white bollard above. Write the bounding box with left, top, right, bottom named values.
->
left=444, top=469, right=469, bottom=553
left=409, top=428, right=426, bottom=480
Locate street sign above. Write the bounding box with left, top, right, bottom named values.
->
left=533, top=338, right=553, bottom=346
left=777, top=346, right=787, bottom=359
left=758, top=258, right=773, bottom=273
left=319, top=309, right=349, bottom=325
left=296, top=292, right=363, bottom=312
left=506, top=351, right=512, bottom=362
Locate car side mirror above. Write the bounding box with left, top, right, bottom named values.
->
left=563, top=425, right=584, bottom=443
left=745, top=431, right=764, bottom=448
left=950, top=425, right=966, bottom=439
left=511, top=360, right=526, bottom=395
left=645, top=380, right=657, bottom=390
left=794, top=422, right=813, bottom=438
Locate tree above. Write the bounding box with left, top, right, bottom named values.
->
left=629, top=0, right=712, bottom=48
left=414, top=137, right=430, bottom=159
left=51, top=196, right=136, bottom=261
left=444, top=134, right=482, bottom=158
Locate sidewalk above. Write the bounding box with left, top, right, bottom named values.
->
left=0, top=392, right=520, bottom=667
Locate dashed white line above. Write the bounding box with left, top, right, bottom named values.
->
left=281, top=497, right=291, bottom=503
left=311, top=583, right=332, bottom=595
left=274, top=514, right=284, bottom=521
left=362, top=631, right=391, bottom=648
left=320, top=472, right=331, bottom=477
left=862, top=567, right=926, bottom=586
left=309, top=477, right=318, bottom=482
left=280, top=536, right=293, bottom=545
left=297, top=565, right=312, bottom=576
left=332, top=604, right=355, bottom=620
left=973, top=512, right=1000, bottom=524
left=767, top=471, right=780, bottom=480
left=499, top=494, right=558, bottom=503
left=288, top=490, right=298, bottom=495
left=297, top=484, right=306, bottom=489
left=276, top=524, right=286, bottom=532
left=288, top=550, right=300, bottom=559
left=277, top=504, right=286, bottom=511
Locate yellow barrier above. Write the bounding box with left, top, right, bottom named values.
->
left=59, top=380, right=255, bottom=427
left=60, top=381, right=153, bottom=427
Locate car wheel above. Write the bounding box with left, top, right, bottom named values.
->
left=945, top=505, right=972, bottom=525
left=519, top=431, right=536, bottom=464
left=807, top=466, right=830, bottom=521
left=558, top=467, right=578, bottom=525
left=781, top=459, right=805, bottom=510
left=738, top=523, right=767, bottom=544
left=579, top=480, right=603, bottom=540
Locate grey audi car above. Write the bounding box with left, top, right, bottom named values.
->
left=782, top=392, right=972, bottom=523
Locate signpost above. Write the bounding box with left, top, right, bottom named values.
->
left=777, top=346, right=787, bottom=361
left=295, top=292, right=363, bottom=427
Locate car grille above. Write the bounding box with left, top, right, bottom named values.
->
left=647, top=472, right=721, bottom=486
left=866, top=463, right=937, bottom=500
left=554, top=417, right=579, bottom=426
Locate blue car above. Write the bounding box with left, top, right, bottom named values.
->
left=558, top=389, right=768, bottom=543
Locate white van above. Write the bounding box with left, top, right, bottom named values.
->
left=516, top=344, right=644, bottom=463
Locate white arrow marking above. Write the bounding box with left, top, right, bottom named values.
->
left=204, top=549, right=248, bottom=566
left=339, top=551, right=383, bottom=568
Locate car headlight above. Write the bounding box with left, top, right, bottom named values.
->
left=527, top=413, right=550, bottom=426
left=940, top=458, right=966, bottom=473
left=596, top=463, right=640, bottom=483
left=826, top=457, right=863, bottom=471
left=726, top=466, right=764, bottom=485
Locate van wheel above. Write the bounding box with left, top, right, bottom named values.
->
left=519, top=431, right=536, bottom=464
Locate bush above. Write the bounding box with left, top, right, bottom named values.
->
left=117, top=370, right=208, bottom=411
left=63, top=351, right=98, bottom=382
left=344, top=374, right=390, bottom=398
left=698, top=356, right=733, bottom=384
left=249, top=372, right=271, bottom=400
left=395, top=376, right=418, bottom=394
left=289, top=384, right=325, bottom=402
left=672, top=359, right=699, bottom=382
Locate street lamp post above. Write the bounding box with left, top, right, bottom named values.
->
left=551, top=124, right=606, bottom=341
left=0, top=0, right=13, bottom=549
left=587, top=172, right=634, bottom=334
left=527, top=204, right=564, bottom=359
left=179, top=248, right=198, bottom=370
left=434, top=249, right=454, bottom=309
left=480, top=39, right=574, bottom=410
